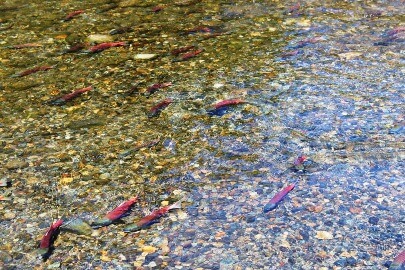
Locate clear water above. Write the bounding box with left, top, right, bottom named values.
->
left=0, top=0, right=403, bottom=269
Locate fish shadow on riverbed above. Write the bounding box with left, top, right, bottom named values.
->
left=38, top=229, right=61, bottom=261
left=40, top=247, right=54, bottom=261
left=207, top=107, right=233, bottom=116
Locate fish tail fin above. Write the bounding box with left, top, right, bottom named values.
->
left=168, top=197, right=186, bottom=210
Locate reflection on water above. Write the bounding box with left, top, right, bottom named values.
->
left=0, top=0, right=403, bottom=269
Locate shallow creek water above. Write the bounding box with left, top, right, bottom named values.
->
left=0, top=0, right=404, bottom=269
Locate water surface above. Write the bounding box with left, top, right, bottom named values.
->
left=0, top=0, right=404, bottom=269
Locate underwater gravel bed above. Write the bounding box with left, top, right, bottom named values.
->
left=1, top=0, right=404, bottom=269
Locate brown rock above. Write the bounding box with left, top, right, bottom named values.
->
left=315, top=231, right=333, bottom=240
left=5, top=160, right=28, bottom=170
left=349, top=207, right=362, bottom=214
left=307, top=205, right=323, bottom=213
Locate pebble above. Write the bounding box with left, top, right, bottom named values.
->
left=334, top=258, right=347, bottom=267
left=338, top=52, right=363, bottom=60
left=358, top=252, right=370, bottom=260
left=324, top=220, right=333, bottom=227
left=338, top=205, right=349, bottom=212
left=0, top=178, right=9, bottom=187
left=161, top=200, right=169, bottom=206
left=59, top=177, right=74, bottom=185
left=376, top=204, right=390, bottom=211
left=219, top=258, right=235, bottom=269
left=187, top=206, right=199, bottom=216
left=5, top=160, right=28, bottom=170
left=133, top=261, right=143, bottom=267
left=177, top=210, right=188, bottom=220
left=100, top=253, right=111, bottom=262
left=47, top=262, right=61, bottom=269
left=87, top=34, right=113, bottom=43
left=160, top=238, right=170, bottom=255
left=337, top=218, right=347, bottom=226
left=99, top=173, right=110, bottom=180
left=307, top=205, right=323, bottom=213
left=254, top=234, right=264, bottom=240
left=144, top=253, right=159, bottom=264
left=368, top=216, right=379, bottom=225
left=210, top=210, right=227, bottom=220
left=315, top=231, right=333, bottom=240
left=246, top=215, right=256, bottom=223
left=299, top=230, right=309, bottom=241
left=182, top=241, right=192, bottom=249
left=134, top=54, right=158, bottom=60
left=383, top=261, right=392, bottom=268
left=213, top=83, right=224, bottom=88
left=349, top=207, right=362, bottom=214
left=291, top=206, right=306, bottom=213
left=142, top=246, right=156, bottom=253
left=3, top=211, right=16, bottom=219
left=0, top=251, right=12, bottom=264
left=346, top=257, right=357, bottom=266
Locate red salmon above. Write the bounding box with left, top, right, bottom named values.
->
left=123, top=199, right=182, bottom=232
left=87, top=42, right=126, bottom=53
left=91, top=197, right=139, bottom=228
left=264, top=183, right=296, bottom=212
left=63, top=10, right=84, bottom=21
left=48, top=86, right=92, bottom=105
left=148, top=98, right=173, bottom=117
left=12, top=66, right=53, bottom=77
left=38, top=219, right=63, bottom=258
